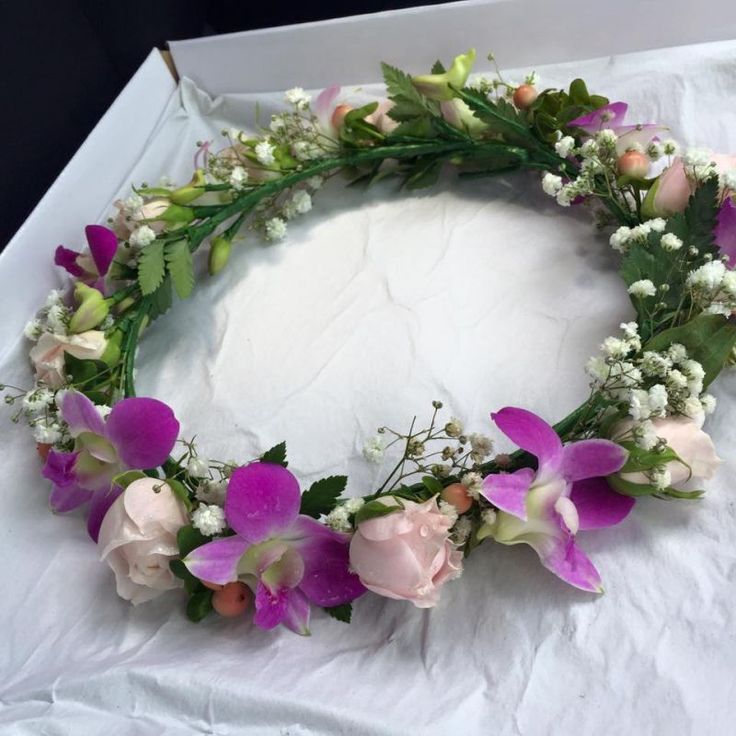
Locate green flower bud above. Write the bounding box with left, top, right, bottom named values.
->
left=169, top=169, right=206, bottom=205
left=412, top=49, right=477, bottom=101
left=159, top=204, right=195, bottom=228
left=68, top=283, right=109, bottom=333
left=208, top=236, right=232, bottom=275
left=100, top=329, right=123, bottom=367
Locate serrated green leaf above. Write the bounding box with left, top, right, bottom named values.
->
left=165, top=239, right=195, bottom=299
left=324, top=603, right=352, bottom=623
left=178, top=524, right=209, bottom=558
left=186, top=589, right=214, bottom=622
left=431, top=60, right=446, bottom=74
left=645, top=314, right=736, bottom=388
left=618, top=441, right=682, bottom=474
left=300, top=475, right=348, bottom=518
left=381, top=61, right=439, bottom=129
left=261, top=441, right=288, bottom=467
left=148, top=275, right=173, bottom=322
left=404, top=158, right=442, bottom=190
left=137, top=240, right=166, bottom=295
left=354, top=498, right=403, bottom=525
left=453, top=87, right=529, bottom=143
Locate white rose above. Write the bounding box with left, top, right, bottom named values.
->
left=29, top=330, right=107, bottom=388
left=98, top=478, right=189, bottom=605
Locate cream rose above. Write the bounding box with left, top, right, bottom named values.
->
left=349, top=497, right=462, bottom=608
left=98, top=478, right=189, bottom=605
left=29, top=330, right=107, bottom=388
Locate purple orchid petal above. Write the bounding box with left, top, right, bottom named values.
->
left=183, top=535, right=249, bottom=585
left=715, top=197, right=736, bottom=268
left=481, top=467, right=534, bottom=520
left=42, top=449, right=80, bottom=487
left=104, top=397, right=179, bottom=469
left=59, top=390, right=106, bottom=437
left=491, top=407, right=563, bottom=476
left=281, top=588, right=311, bottom=635
left=561, top=439, right=628, bottom=482
left=87, top=484, right=124, bottom=541
left=315, top=84, right=340, bottom=117
left=290, top=517, right=366, bottom=606
left=85, top=225, right=118, bottom=277
left=225, top=463, right=301, bottom=543
left=534, top=533, right=603, bottom=593
left=568, top=102, right=628, bottom=133
left=253, top=581, right=290, bottom=629
left=570, top=477, right=635, bottom=530
left=49, top=482, right=93, bottom=512
left=54, top=246, right=85, bottom=277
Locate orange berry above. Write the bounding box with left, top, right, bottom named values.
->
left=36, top=443, right=51, bottom=461
left=513, top=84, right=538, bottom=110
left=331, top=104, right=352, bottom=130
left=212, top=582, right=252, bottom=617
left=617, top=150, right=649, bottom=178
left=441, top=483, right=473, bottom=514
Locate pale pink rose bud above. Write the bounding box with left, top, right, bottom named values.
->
left=349, top=497, right=462, bottom=608
left=29, top=330, right=107, bottom=388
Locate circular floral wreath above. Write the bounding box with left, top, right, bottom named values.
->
left=6, top=49, right=736, bottom=634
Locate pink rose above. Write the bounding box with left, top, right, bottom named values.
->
left=349, top=497, right=462, bottom=608
left=98, top=478, right=189, bottom=605
left=617, top=416, right=721, bottom=487
left=112, top=197, right=170, bottom=239
left=29, top=330, right=107, bottom=388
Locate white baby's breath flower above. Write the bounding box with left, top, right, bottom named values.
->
left=444, top=416, right=463, bottom=438
left=651, top=466, right=672, bottom=491
left=648, top=384, right=668, bottom=415
left=556, top=186, right=574, bottom=207
left=667, top=343, right=688, bottom=364
left=191, top=504, right=227, bottom=536
left=662, top=139, right=680, bottom=156
left=596, top=129, right=618, bottom=148
left=285, top=87, right=311, bottom=109
left=452, top=516, right=472, bottom=544
left=45, top=290, right=63, bottom=308
left=439, top=500, right=459, bottom=525
left=609, top=225, right=632, bottom=252
left=628, top=279, right=656, bottom=298
left=601, top=336, right=629, bottom=359
left=469, top=433, right=493, bottom=458
left=129, top=225, right=156, bottom=248
left=325, top=505, right=351, bottom=532
left=660, top=232, right=683, bottom=251
left=344, top=497, right=365, bottom=514
left=641, top=351, right=672, bottom=377
left=33, top=417, right=62, bottom=444
left=620, top=321, right=639, bottom=339
left=461, top=472, right=483, bottom=500
left=265, top=217, right=287, bottom=241
left=541, top=173, right=563, bottom=196
left=270, top=115, right=286, bottom=133
left=290, top=190, right=312, bottom=215
left=306, top=175, right=324, bottom=190
left=23, top=388, right=54, bottom=414
left=721, top=170, right=736, bottom=191
left=646, top=141, right=664, bottom=161
left=554, top=136, right=575, bottom=158
left=362, top=435, right=384, bottom=464
left=195, top=479, right=227, bottom=506
left=481, top=508, right=497, bottom=526
left=229, top=165, right=248, bottom=190
left=255, top=140, right=276, bottom=166
left=187, top=457, right=210, bottom=478
left=579, top=139, right=599, bottom=159
left=634, top=420, right=659, bottom=451
left=586, top=356, right=609, bottom=382
left=687, top=260, right=726, bottom=291
left=683, top=395, right=704, bottom=419
left=46, top=304, right=69, bottom=335
left=647, top=218, right=667, bottom=233
left=24, top=319, right=43, bottom=341
left=666, top=369, right=688, bottom=391
left=629, top=389, right=652, bottom=421
left=701, top=394, right=717, bottom=415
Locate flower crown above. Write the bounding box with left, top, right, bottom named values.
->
left=6, top=49, right=735, bottom=635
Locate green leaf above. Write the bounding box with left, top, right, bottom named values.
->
left=453, top=87, right=529, bottom=143
left=431, top=60, right=446, bottom=74
left=421, top=475, right=444, bottom=495
left=660, top=488, right=705, bottom=500
left=167, top=478, right=193, bottom=512
left=300, top=475, right=348, bottom=518
left=607, top=474, right=661, bottom=497
left=645, top=314, right=736, bottom=388
left=618, top=441, right=683, bottom=474
left=148, top=275, right=173, bottom=322
left=568, top=78, right=591, bottom=106
left=165, top=239, right=195, bottom=299
left=111, top=470, right=147, bottom=489
left=178, top=524, right=210, bottom=558
left=186, top=589, right=214, bottom=622
left=684, top=176, right=720, bottom=252
left=64, top=353, right=111, bottom=392
left=324, top=603, right=352, bottom=623
left=354, top=498, right=403, bottom=525
left=137, top=240, right=166, bottom=295
left=170, top=559, right=202, bottom=594
left=261, top=441, right=288, bottom=467
left=381, top=61, right=439, bottom=134
left=404, top=158, right=442, bottom=190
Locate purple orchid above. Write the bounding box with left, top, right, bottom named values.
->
left=55, top=225, right=118, bottom=293
left=42, top=390, right=179, bottom=540
left=715, top=197, right=736, bottom=267
left=569, top=102, right=668, bottom=157
left=184, top=462, right=365, bottom=635
left=480, top=407, right=633, bottom=592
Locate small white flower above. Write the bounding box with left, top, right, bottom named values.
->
left=721, top=170, right=736, bottom=191
left=23, top=388, right=55, bottom=414
left=667, top=343, right=688, bottom=364
left=229, top=165, right=248, bottom=190
left=306, top=175, right=324, bottom=190
left=722, top=271, right=736, bottom=297
left=24, top=319, right=43, bottom=341
left=195, top=479, right=227, bottom=506
left=445, top=417, right=463, bottom=438
left=629, top=223, right=652, bottom=241
left=651, top=466, right=672, bottom=491
left=362, top=434, right=384, bottom=464
left=681, top=359, right=705, bottom=382
left=265, top=217, right=287, bottom=241
left=662, top=139, right=680, bottom=156
left=325, top=505, right=351, bottom=532
left=648, top=384, right=668, bottom=415
left=469, top=433, right=493, bottom=458
left=191, top=504, right=227, bottom=536
left=452, top=516, right=472, bottom=544
left=129, top=225, right=156, bottom=247
left=641, top=351, right=672, bottom=377
left=596, top=129, right=618, bottom=148
left=579, top=139, right=599, bottom=159
left=270, top=115, right=286, bottom=133
left=541, top=173, right=563, bottom=196
left=556, top=186, right=574, bottom=207
left=610, top=226, right=631, bottom=252
left=647, top=218, right=667, bottom=233
left=660, top=232, right=683, bottom=251
left=285, top=87, right=311, bottom=109
left=586, top=356, right=609, bottom=382
left=292, top=140, right=322, bottom=161
left=554, top=136, right=575, bottom=158
left=344, top=497, right=365, bottom=514
left=687, top=260, right=726, bottom=291
left=620, top=321, right=639, bottom=339
left=255, top=140, right=276, bottom=166
left=601, top=336, right=629, bottom=359
left=646, top=141, right=664, bottom=161
left=634, top=420, right=659, bottom=451
left=290, top=190, right=312, bottom=215
left=683, top=395, right=704, bottom=419
left=481, top=508, right=497, bottom=526
left=461, top=472, right=483, bottom=500
left=701, top=394, right=717, bottom=414
left=439, top=500, right=459, bottom=525
left=33, top=418, right=62, bottom=444
left=666, top=369, right=688, bottom=391
left=187, top=457, right=210, bottom=478
left=45, top=290, right=63, bottom=308
left=46, top=304, right=69, bottom=335
left=96, top=404, right=112, bottom=420
left=629, top=389, right=652, bottom=421
left=628, top=279, right=656, bottom=298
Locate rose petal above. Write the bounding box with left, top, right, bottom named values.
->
left=59, top=390, right=106, bottom=437
left=104, top=397, right=179, bottom=469
left=85, top=224, right=118, bottom=277
left=225, top=463, right=300, bottom=543
left=561, top=439, right=628, bottom=482
left=570, top=477, right=635, bottom=530
left=491, top=407, right=563, bottom=476
left=481, top=467, right=534, bottom=520
left=122, top=479, right=188, bottom=536
left=184, top=535, right=250, bottom=585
